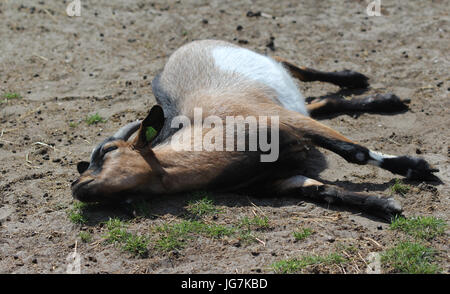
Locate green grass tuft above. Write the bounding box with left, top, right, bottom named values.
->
left=293, top=228, right=314, bottom=241
left=68, top=201, right=88, bottom=224
left=381, top=241, right=440, bottom=274
left=390, top=216, right=447, bottom=240
left=68, top=122, right=78, bottom=128
left=123, top=234, right=149, bottom=257
left=104, top=218, right=129, bottom=243
left=272, top=253, right=346, bottom=274
left=237, top=216, right=270, bottom=244
left=3, top=92, right=22, bottom=100
left=1, top=92, right=22, bottom=103
left=239, top=216, right=269, bottom=230
left=85, top=113, right=105, bottom=125
left=186, top=195, right=221, bottom=218
left=154, top=220, right=234, bottom=252
left=390, top=179, right=410, bottom=196
left=103, top=218, right=149, bottom=257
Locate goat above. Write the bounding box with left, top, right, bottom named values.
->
left=71, top=40, right=439, bottom=221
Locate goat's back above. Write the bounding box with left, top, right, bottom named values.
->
left=155, top=40, right=306, bottom=115
left=152, top=40, right=307, bottom=144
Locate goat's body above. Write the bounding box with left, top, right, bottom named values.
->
left=72, top=40, right=439, bottom=221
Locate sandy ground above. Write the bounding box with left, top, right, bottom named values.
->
left=0, top=0, right=448, bottom=274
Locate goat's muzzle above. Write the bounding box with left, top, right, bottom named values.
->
left=71, top=178, right=95, bottom=202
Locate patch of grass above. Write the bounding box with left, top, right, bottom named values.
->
left=68, top=122, right=78, bottom=128
left=293, top=228, right=314, bottom=241
left=186, top=196, right=221, bottom=218
left=1, top=92, right=22, bottom=103
left=272, top=253, right=346, bottom=274
left=203, top=223, right=235, bottom=239
left=122, top=234, right=149, bottom=257
left=79, top=231, right=92, bottom=243
left=3, top=92, right=22, bottom=99
left=68, top=201, right=88, bottom=224
left=390, top=179, right=410, bottom=196
left=3, top=92, right=21, bottom=99
left=390, top=216, right=447, bottom=240
left=104, top=218, right=129, bottom=243
left=85, top=113, right=105, bottom=125
left=154, top=220, right=203, bottom=252
left=103, top=218, right=149, bottom=257
left=154, top=220, right=234, bottom=252
left=237, top=216, right=270, bottom=244
left=239, top=216, right=269, bottom=230
left=153, top=213, right=271, bottom=252
left=381, top=241, right=440, bottom=274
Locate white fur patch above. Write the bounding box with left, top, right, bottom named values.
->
left=368, top=150, right=397, bottom=166
left=279, top=175, right=323, bottom=190
left=212, top=46, right=308, bottom=116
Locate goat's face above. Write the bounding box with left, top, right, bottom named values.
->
left=71, top=105, right=165, bottom=203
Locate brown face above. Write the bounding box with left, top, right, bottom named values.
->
left=71, top=105, right=165, bottom=203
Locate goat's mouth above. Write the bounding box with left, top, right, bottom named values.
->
left=71, top=178, right=127, bottom=203
left=71, top=178, right=96, bottom=202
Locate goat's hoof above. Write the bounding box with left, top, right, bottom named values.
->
left=371, top=197, right=403, bottom=223
left=334, top=70, right=370, bottom=89
left=405, top=157, right=440, bottom=182
left=367, top=93, right=409, bottom=112
left=382, top=198, right=403, bottom=221
left=382, top=156, right=440, bottom=182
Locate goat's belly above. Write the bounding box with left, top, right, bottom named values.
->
left=212, top=46, right=308, bottom=116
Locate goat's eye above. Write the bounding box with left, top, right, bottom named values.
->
left=102, top=146, right=118, bottom=155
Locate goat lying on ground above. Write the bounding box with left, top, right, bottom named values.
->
left=71, top=40, right=439, bottom=221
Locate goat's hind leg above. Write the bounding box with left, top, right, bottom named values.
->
left=273, top=56, right=410, bottom=117
left=273, top=175, right=402, bottom=222
left=273, top=56, right=369, bottom=89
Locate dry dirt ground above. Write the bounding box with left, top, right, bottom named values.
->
left=0, top=0, right=448, bottom=274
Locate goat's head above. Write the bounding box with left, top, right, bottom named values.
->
left=71, top=105, right=166, bottom=203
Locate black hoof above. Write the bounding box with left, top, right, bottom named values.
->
left=381, top=156, right=440, bottom=182
left=380, top=198, right=403, bottom=222
left=362, top=93, right=409, bottom=112
left=332, top=70, right=370, bottom=89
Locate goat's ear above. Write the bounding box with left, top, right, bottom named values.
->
left=77, top=161, right=90, bottom=174
left=133, top=105, right=165, bottom=148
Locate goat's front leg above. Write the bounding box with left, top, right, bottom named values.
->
left=273, top=175, right=402, bottom=222
left=236, top=104, right=440, bottom=182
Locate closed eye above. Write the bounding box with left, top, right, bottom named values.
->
left=102, top=145, right=118, bottom=156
